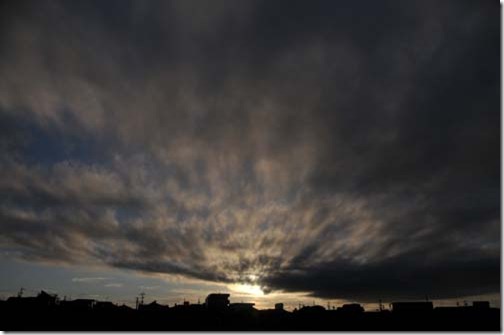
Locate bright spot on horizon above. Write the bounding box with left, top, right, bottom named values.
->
left=229, top=283, right=265, bottom=297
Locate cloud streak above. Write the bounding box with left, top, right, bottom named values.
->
left=72, top=277, right=110, bottom=283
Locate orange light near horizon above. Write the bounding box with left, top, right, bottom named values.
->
left=229, top=283, right=265, bottom=297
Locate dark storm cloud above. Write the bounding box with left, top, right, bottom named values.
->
left=0, top=0, right=499, bottom=301
left=264, top=253, right=500, bottom=302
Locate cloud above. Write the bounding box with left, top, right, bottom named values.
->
left=139, top=286, right=159, bottom=291
left=72, top=277, right=110, bottom=283
left=263, top=250, right=499, bottom=302
left=0, top=0, right=499, bottom=301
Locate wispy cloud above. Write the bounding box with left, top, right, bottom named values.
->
left=72, top=277, right=110, bottom=283
left=139, top=286, right=160, bottom=291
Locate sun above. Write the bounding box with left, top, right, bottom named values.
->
left=229, top=283, right=265, bottom=297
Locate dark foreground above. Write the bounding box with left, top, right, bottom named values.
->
left=1, top=302, right=499, bottom=331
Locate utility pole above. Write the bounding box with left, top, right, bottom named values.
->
left=140, top=292, right=145, bottom=306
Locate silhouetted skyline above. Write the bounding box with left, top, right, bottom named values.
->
left=0, top=290, right=500, bottom=330
left=0, top=0, right=500, bottom=317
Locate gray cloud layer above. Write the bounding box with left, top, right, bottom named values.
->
left=0, top=0, right=500, bottom=301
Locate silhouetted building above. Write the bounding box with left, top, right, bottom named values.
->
left=275, top=303, right=284, bottom=311
left=60, top=299, right=95, bottom=311
left=36, top=291, right=58, bottom=306
left=337, top=303, right=364, bottom=313
left=6, top=296, right=38, bottom=309
left=472, top=301, right=490, bottom=309
left=94, top=301, right=117, bottom=311
left=6, top=290, right=58, bottom=309
left=298, top=305, right=326, bottom=313
left=117, top=304, right=135, bottom=313
left=229, top=302, right=255, bottom=312
left=391, top=302, right=433, bottom=313
left=205, top=293, right=230, bottom=310
left=139, top=300, right=169, bottom=312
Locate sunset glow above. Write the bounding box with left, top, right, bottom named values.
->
left=229, top=283, right=265, bottom=297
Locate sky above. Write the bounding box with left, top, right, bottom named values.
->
left=0, top=0, right=500, bottom=310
